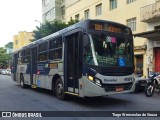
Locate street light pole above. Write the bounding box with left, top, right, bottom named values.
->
left=34, top=20, right=42, bottom=28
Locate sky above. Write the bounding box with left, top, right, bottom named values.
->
left=0, top=0, right=42, bottom=47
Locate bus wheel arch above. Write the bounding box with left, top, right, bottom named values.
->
left=52, top=74, right=61, bottom=95
left=52, top=74, right=66, bottom=100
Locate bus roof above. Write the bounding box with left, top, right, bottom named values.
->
left=12, top=19, right=130, bottom=53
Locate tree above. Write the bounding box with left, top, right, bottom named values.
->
left=5, top=42, right=13, bottom=49
left=32, top=19, right=79, bottom=41
left=0, top=47, right=10, bottom=68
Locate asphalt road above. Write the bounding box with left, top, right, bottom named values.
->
left=0, top=74, right=160, bottom=120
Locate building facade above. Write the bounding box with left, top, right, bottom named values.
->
left=42, top=0, right=62, bottom=22
left=135, top=0, right=160, bottom=74
left=13, top=31, right=34, bottom=50
left=63, top=0, right=148, bottom=77
left=41, top=0, right=160, bottom=77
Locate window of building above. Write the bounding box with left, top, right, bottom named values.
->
left=155, top=25, right=160, bottom=30
left=75, top=14, right=79, bottom=21
left=70, top=17, right=72, bottom=20
left=61, top=0, right=65, bottom=3
left=127, top=17, right=136, bottom=32
left=42, top=0, right=45, bottom=7
left=44, top=12, right=50, bottom=20
left=50, top=8, right=55, bottom=16
left=61, top=6, right=65, bottom=16
left=127, top=0, right=136, bottom=4
left=135, top=55, right=143, bottom=76
left=61, top=6, right=65, bottom=19
left=110, top=0, right=117, bottom=10
left=43, top=0, right=50, bottom=7
left=96, top=4, right=102, bottom=16
left=84, top=9, right=90, bottom=19
left=16, top=40, right=18, bottom=45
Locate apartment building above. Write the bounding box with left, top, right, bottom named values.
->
left=42, top=0, right=62, bottom=22
left=134, top=0, right=160, bottom=75
left=41, top=0, right=160, bottom=76
left=63, top=0, right=148, bottom=77
left=13, top=31, right=34, bottom=50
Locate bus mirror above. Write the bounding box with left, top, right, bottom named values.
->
left=83, top=34, right=89, bottom=47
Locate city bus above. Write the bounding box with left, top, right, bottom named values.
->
left=11, top=19, right=135, bottom=100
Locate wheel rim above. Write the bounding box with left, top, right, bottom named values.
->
left=57, top=83, right=63, bottom=95
left=147, top=85, right=154, bottom=95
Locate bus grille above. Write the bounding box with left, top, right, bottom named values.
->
left=100, top=72, right=132, bottom=76
left=102, top=82, right=133, bottom=92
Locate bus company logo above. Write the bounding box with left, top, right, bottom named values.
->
left=1, top=112, right=42, bottom=118
left=104, top=78, right=117, bottom=82
left=2, top=112, right=11, bottom=117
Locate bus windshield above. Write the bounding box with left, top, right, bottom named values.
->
left=85, top=32, right=133, bottom=67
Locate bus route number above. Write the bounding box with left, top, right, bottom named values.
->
left=108, top=26, right=121, bottom=33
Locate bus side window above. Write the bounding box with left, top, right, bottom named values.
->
left=53, top=49, right=62, bottom=60
left=38, top=53, right=47, bottom=61
left=49, top=36, right=62, bottom=61
left=38, top=42, right=48, bottom=61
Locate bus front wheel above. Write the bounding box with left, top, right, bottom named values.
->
left=55, top=78, right=66, bottom=100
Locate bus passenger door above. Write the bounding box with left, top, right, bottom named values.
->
left=30, top=47, right=37, bottom=85
left=64, top=30, right=83, bottom=94
left=13, top=53, right=18, bottom=81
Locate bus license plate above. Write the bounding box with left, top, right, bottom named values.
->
left=116, top=87, right=124, bottom=92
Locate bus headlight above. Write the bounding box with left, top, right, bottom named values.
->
left=88, top=75, right=94, bottom=81
left=87, top=75, right=102, bottom=87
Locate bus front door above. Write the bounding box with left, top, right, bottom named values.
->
left=64, top=30, right=82, bottom=94
left=13, top=53, right=18, bottom=81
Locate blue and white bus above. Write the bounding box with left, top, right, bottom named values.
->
left=11, top=19, right=135, bottom=99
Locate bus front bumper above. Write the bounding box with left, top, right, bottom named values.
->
left=82, top=77, right=134, bottom=97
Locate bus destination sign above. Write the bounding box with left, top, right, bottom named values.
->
left=89, top=22, right=130, bottom=34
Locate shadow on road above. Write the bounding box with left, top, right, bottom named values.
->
left=13, top=83, right=132, bottom=109
left=66, top=95, right=131, bottom=108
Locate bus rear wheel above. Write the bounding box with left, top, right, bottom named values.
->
left=55, top=78, right=66, bottom=100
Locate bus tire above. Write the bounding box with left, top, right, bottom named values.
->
left=55, top=78, right=66, bottom=100
left=20, top=74, right=26, bottom=88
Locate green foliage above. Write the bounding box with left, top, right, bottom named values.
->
left=32, top=19, right=79, bottom=41
left=67, top=19, right=79, bottom=26
left=5, top=42, right=13, bottom=49
left=0, top=47, right=11, bottom=68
